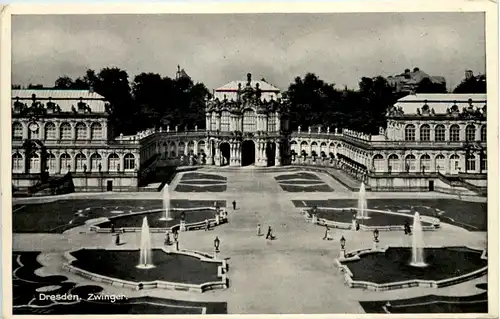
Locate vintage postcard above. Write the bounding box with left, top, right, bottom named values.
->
left=1, top=1, right=498, bottom=318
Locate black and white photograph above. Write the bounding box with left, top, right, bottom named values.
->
left=1, top=2, right=498, bottom=317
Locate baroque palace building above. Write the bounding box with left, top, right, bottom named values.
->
left=11, top=74, right=487, bottom=195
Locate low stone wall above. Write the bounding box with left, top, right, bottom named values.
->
left=89, top=207, right=228, bottom=233
left=303, top=207, right=440, bottom=232
left=63, top=247, right=228, bottom=293
left=334, top=245, right=487, bottom=291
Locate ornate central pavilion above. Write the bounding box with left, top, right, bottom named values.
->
left=204, top=73, right=290, bottom=166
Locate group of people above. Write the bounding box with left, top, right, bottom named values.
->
left=404, top=221, right=412, bottom=235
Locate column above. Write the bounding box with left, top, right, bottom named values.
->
left=71, top=122, right=76, bottom=140
left=39, top=120, right=45, bottom=140
left=184, top=143, right=188, bottom=156
left=206, top=113, right=211, bottom=131
left=55, top=153, right=61, bottom=174
left=255, top=141, right=260, bottom=164
left=275, top=141, right=281, bottom=166
left=276, top=115, right=281, bottom=132
left=215, top=144, right=220, bottom=166
left=55, top=122, right=61, bottom=141
left=102, top=151, right=109, bottom=171
left=86, top=122, right=92, bottom=141
left=119, top=154, right=125, bottom=172
left=22, top=122, right=28, bottom=140
left=216, top=114, right=221, bottom=131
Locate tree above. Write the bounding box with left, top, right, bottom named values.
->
left=416, top=77, right=447, bottom=93
left=54, top=76, right=74, bottom=89
left=453, top=75, right=486, bottom=93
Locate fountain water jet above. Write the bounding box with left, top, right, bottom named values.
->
left=137, top=217, right=155, bottom=269
left=356, top=182, right=369, bottom=219
left=410, top=212, right=427, bottom=267
left=159, top=184, right=173, bottom=221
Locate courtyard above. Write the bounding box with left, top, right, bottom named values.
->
left=11, top=168, right=488, bottom=314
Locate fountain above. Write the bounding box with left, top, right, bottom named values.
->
left=159, top=184, right=173, bottom=221
left=410, top=212, right=427, bottom=267
left=356, top=182, right=369, bottom=219
left=137, top=217, right=155, bottom=269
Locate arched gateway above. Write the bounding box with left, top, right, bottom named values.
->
left=204, top=73, right=290, bottom=167
left=241, top=140, right=256, bottom=166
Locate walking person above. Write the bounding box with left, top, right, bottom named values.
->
left=323, top=225, right=332, bottom=240
left=266, top=226, right=273, bottom=240
left=256, top=224, right=261, bottom=236
left=232, top=200, right=237, bottom=210
left=205, top=219, right=210, bottom=231
left=115, top=233, right=120, bottom=246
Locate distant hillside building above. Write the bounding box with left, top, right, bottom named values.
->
left=387, top=67, right=446, bottom=93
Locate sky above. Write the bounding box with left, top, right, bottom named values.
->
left=11, top=12, right=486, bottom=91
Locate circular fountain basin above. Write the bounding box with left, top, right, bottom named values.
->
left=92, top=208, right=221, bottom=232
left=338, top=246, right=487, bottom=291
left=309, top=208, right=437, bottom=230
left=64, top=248, right=228, bottom=292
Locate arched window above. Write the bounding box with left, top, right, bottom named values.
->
left=481, top=154, right=487, bottom=172
left=46, top=153, right=56, bottom=173
left=169, top=142, right=177, bottom=158
left=449, top=125, right=460, bottom=142
left=75, top=153, right=87, bottom=171
left=405, top=124, right=416, bottom=141
left=197, top=141, right=206, bottom=154
left=187, top=141, right=195, bottom=155
left=12, top=122, right=23, bottom=140
left=267, top=112, right=277, bottom=132
left=12, top=153, right=23, bottom=172
left=466, top=125, right=476, bottom=142
left=124, top=153, right=135, bottom=170
left=29, top=153, right=40, bottom=173
left=300, top=141, right=308, bottom=153
left=435, top=154, right=446, bottom=173
left=90, top=122, right=102, bottom=140
left=242, top=109, right=256, bottom=132
left=420, top=154, right=431, bottom=172
left=388, top=154, right=399, bottom=173
left=44, top=122, right=56, bottom=140
left=329, top=142, right=335, bottom=154
left=290, top=141, right=298, bottom=153
left=220, top=111, right=230, bottom=131
left=320, top=142, right=327, bottom=153
left=311, top=141, right=318, bottom=153
left=210, top=112, right=217, bottom=131
left=434, top=125, right=445, bottom=142
left=90, top=153, right=102, bottom=171
left=60, top=122, right=72, bottom=140
left=75, top=123, right=87, bottom=140
left=108, top=153, right=119, bottom=171
left=28, top=122, right=40, bottom=140
left=372, top=154, right=384, bottom=172
left=450, top=154, right=460, bottom=174
left=466, top=154, right=476, bottom=172
left=405, top=154, right=416, bottom=172
left=60, top=153, right=71, bottom=173
left=480, top=125, right=486, bottom=142
left=178, top=142, right=185, bottom=156
left=420, top=125, right=430, bottom=141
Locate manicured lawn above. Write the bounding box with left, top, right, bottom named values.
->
left=293, top=199, right=487, bottom=231
left=175, top=184, right=227, bottom=192
left=311, top=209, right=432, bottom=226
left=275, top=172, right=321, bottom=181
left=343, top=247, right=486, bottom=284
left=13, top=200, right=225, bottom=233
left=181, top=173, right=227, bottom=181
left=360, top=291, right=487, bottom=313
left=97, top=209, right=217, bottom=229
left=178, top=180, right=227, bottom=185
left=280, top=184, right=333, bottom=192
left=13, top=251, right=227, bottom=315
left=71, top=249, right=221, bottom=285
left=277, top=180, right=327, bottom=185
